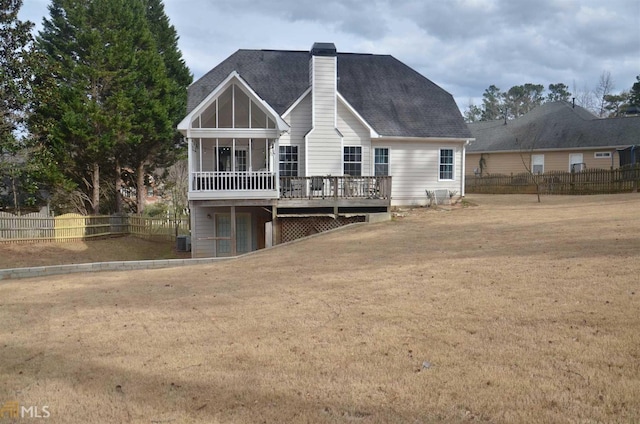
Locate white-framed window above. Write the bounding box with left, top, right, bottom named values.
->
left=279, top=145, right=298, bottom=177
left=234, top=149, right=247, bottom=171
left=531, top=154, right=544, bottom=174
left=343, top=146, right=362, bottom=176
left=594, top=152, right=612, bottom=159
left=569, top=153, right=584, bottom=172
left=374, top=147, right=389, bottom=176
left=439, top=148, right=454, bottom=180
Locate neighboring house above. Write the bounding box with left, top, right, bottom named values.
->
left=466, top=101, right=640, bottom=176
left=178, top=43, right=472, bottom=258
left=119, top=171, right=164, bottom=210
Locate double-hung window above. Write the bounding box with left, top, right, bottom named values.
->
left=439, top=149, right=454, bottom=180
left=374, top=148, right=389, bottom=176
left=344, top=146, right=362, bottom=176
left=279, top=146, right=298, bottom=177
left=531, top=154, right=544, bottom=174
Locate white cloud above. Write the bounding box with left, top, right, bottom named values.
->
left=17, top=0, right=640, bottom=110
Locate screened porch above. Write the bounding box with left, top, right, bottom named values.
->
left=190, top=137, right=278, bottom=197
left=183, top=75, right=289, bottom=200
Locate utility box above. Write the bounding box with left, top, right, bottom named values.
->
left=176, top=235, right=191, bottom=252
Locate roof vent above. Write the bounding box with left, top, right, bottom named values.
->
left=311, top=42, right=337, bottom=57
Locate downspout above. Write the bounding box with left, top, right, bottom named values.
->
left=611, top=149, right=614, bottom=169
left=186, top=137, right=192, bottom=193
left=461, top=139, right=470, bottom=197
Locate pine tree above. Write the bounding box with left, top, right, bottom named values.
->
left=629, top=75, right=640, bottom=107
left=547, top=83, right=571, bottom=102
left=32, top=0, right=190, bottom=214
left=481, top=85, right=503, bottom=121
left=34, top=0, right=118, bottom=214
left=127, top=0, right=192, bottom=214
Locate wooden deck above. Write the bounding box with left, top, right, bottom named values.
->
left=277, top=176, right=391, bottom=208
left=189, top=174, right=392, bottom=209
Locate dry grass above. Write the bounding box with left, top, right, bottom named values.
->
left=0, top=236, right=189, bottom=269
left=1, top=194, right=639, bottom=423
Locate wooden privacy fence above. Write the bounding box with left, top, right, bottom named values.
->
left=0, top=213, right=189, bottom=244
left=466, top=167, right=640, bottom=195
left=128, top=216, right=188, bottom=240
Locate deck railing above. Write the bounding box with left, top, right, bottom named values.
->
left=191, top=171, right=276, bottom=192
left=279, top=176, right=391, bottom=200
left=191, top=171, right=391, bottom=199
left=190, top=172, right=392, bottom=201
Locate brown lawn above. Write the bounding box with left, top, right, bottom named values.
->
left=0, top=236, right=189, bottom=269
left=1, top=194, right=639, bottom=423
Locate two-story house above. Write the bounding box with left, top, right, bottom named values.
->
left=178, top=43, right=472, bottom=258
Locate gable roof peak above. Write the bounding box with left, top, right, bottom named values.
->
left=186, top=46, right=472, bottom=138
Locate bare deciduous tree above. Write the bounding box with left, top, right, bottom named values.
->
left=165, top=159, right=189, bottom=236
left=516, top=138, right=543, bottom=203
left=573, top=80, right=596, bottom=114
left=594, top=71, right=615, bottom=117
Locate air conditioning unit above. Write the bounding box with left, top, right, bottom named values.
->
left=176, top=235, right=191, bottom=252
left=571, top=163, right=586, bottom=172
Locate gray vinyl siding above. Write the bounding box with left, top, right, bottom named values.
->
left=306, top=55, right=342, bottom=176
left=281, top=93, right=311, bottom=176
left=190, top=203, right=215, bottom=258
left=337, top=101, right=371, bottom=174
left=373, top=139, right=464, bottom=206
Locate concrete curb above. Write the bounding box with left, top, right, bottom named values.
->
left=0, top=257, right=232, bottom=282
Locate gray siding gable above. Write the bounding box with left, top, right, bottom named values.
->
left=187, top=48, right=471, bottom=139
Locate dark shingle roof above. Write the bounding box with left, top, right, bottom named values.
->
left=467, top=101, right=640, bottom=152
left=187, top=48, right=471, bottom=139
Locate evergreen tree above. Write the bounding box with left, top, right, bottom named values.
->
left=32, top=0, right=190, bottom=214
left=126, top=0, right=192, bottom=214
left=547, top=83, right=571, bottom=102
left=481, top=85, right=503, bottom=121
left=0, top=0, right=43, bottom=212
left=629, top=75, right=640, bottom=107
left=603, top=92, right=630, bottom=117
left=0, top=0, right=32, bottom=141
left=503, top=84, right=544, bottom=119
left=463, top=100, right=482, bottom=123
left=34, top=0, right=119, bottom=214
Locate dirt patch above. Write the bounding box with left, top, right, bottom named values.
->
left=1, top=193, right=639, bottom=423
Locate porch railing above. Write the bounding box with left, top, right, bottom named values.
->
left=190, top=173, right=392, bottom=200
left=279, top=176, right=391, bottom=200
left=191, top=171, right=276, bottom=191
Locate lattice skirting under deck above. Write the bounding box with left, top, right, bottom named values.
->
left=280, top=216, right=365, bottom=243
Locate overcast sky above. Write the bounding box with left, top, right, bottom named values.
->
left=19, top=0, right=640, bottom=111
